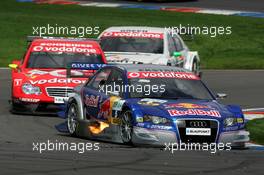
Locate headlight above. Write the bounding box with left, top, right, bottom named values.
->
left=224, top=117, right=237, bottom=127
left=22, top=83, right=41, bottom=95
left=143, top=115, right=170, bottom=125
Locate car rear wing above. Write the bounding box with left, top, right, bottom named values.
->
left=66, top=62, right=107, bottom=78
left=27, top=36, right=100, bottom=43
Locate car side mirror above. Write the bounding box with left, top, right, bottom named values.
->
left=173, top=52, right=182, bottom=57
left=9, top=64, right=18, bottom=69
left=9, top=59, right=20, bottom=69
left=216, top=93, right=227, bottom=99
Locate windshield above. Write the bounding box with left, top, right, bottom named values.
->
left=100, top=37, right=164, bottom=54
left=129, top=78, right=214, bottom=100
left=27, top=52, right=104, bottom=69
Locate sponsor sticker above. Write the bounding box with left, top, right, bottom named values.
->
left=128, top=71, right=199, bottom=80
left=168, top=109, right=221, bottom=117
left=102, top=32, right=163, bottom=39
left=186, top=128, right=211, bottom=136
left=138, top=98, right=167, bottom=106
left=70, top=63, right=106, bottom=70
left=85, top=95, right=99, bottom=107
left=14, top=79, right=22, bottom=86
left=54, top=97, right=68, bottom=104
left=112, top=100, right=125, bottom=111
left=237, top=118, right=244, bottom=123
left=31, top=42, right=100, bottom=54
left=19, top=98, right=40, bottom=103
left=29, top=78, right=86, bottom=85
left=136, top=116, right=144, bottom=123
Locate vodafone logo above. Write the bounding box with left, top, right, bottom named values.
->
left=29, top=78, right=86, bottom=85
left=102, top=32, right=163, bottom=39
left=127, top=72, right=140, bottom=78
left=33, top=46, right=44, bottom=52
left=127, top=71, right=199, bottom=80
left=32, top=46, right=99, bottom=54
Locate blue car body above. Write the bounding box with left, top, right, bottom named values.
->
left=56, top=64, right=249, bottom=147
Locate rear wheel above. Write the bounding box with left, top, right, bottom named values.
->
left=120, top=110, right=133, bottom=144
left=67, top=102, right=78, bottom=136
left=192, top=60, right=199, bottom=76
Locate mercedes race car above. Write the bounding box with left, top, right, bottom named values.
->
left=56, top=64, right=249, bottom=148
left=98, top=26, right=201, bottom=76
left=9, top=36, right=107, bottom=114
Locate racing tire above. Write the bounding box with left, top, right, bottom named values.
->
left=67, top=102, right=79, bottom=136
left=9, top=100, right=19, bottom=114
left=192, top=60, right=199, bottom=76
left=120, top=110, right=133, bottom=145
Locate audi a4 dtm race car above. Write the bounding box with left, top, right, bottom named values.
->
left=9, top=37, right=107, bottom=114
left=56, top=64, right=249, bottom=148
left=98, top=26, right=201, bottom=76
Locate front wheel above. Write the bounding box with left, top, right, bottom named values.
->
left=67, top=102, right=78, bottom=136
left=120, top=110, right=133, bottom=144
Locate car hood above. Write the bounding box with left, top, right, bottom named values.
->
left=104, top=52, right=167, bottom=65
left=20, top=69, right=87, bottom=87
left=127, top=98, right=234, bottom=121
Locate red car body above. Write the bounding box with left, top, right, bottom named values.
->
left=9, top=37, right=107, bottom=114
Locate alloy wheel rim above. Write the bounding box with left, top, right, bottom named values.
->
left=67, top=104, right=77, bottom=134
left=120, top=111, right=132, bottom=142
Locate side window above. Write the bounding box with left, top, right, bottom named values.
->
left=168, top=35, right=176, bottom=56
left=86, top=68, right=112, bottom=90
left=173, top=36, right=184, bottom=51
left=105, top=69, right=124, bottom=97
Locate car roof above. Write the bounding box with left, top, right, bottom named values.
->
left=108, top=64, right=191, bottom=73
left=103, top=26, right=166, bottom=33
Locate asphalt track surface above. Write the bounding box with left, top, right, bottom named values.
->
left=78, top=0, right=264, bottom=12
left=0, top=69, right=264, bottom=175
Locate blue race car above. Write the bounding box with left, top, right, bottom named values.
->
left=56, top=64, right=249, bottom=148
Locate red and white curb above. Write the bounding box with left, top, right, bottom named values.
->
left=243, top=108, right=264, bottom=120
left=17, top=0, right=264, bottom=18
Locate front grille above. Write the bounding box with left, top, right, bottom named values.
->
left=177, top=119, right=218, bottom=143
left=46, top=87, right=73, bottom=97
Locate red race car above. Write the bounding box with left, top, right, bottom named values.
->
left=9, top=36, right=107, bottom=115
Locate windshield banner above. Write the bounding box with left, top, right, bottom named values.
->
left=127, top=71, right=199, bottom=80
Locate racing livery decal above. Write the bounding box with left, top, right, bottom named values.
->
left=138, top=98, right=167, bottom=106
left=101, top=32, right=163, bottom=39
left=31, top=42, right=101, bottom=54
left=127, top=72, right=199, bottom=80
left=85, top=95, right=99, bottom=108
left=168, top=109, right=221, bottom=117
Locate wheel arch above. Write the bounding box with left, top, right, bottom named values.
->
left=67, top=93, right=84, bottom=120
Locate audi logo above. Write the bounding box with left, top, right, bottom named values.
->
left=190, top=121, right=207, bottom=127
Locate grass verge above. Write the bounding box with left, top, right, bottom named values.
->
left=246, top=119, right=264, bottom=145
left=0, top=0, right=263, bottom=68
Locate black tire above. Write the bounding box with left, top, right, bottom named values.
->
left=120, top=110, right=133, bottom=144
left=192, top=60, right=199, bottom=76
left=10, top=100, right=19, bottom=114
left=67, top=102, right=79, bottom=136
